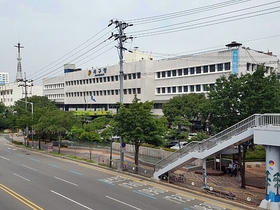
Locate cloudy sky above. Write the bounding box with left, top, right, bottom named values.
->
left=1, top=0, right=279, bottom=84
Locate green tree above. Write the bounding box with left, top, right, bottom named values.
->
left=208, top=65, right=280, bottom=189
left=113, top=95, right=166, bottom=168
left=162, top=93, right=208, bottom=139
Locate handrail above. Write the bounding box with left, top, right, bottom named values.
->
left=154, top=114, right=280, bottom=172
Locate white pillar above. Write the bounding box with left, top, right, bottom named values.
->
left=203, top=158, right=207, bottom=187
left=259, top=145, right=280, bottom=210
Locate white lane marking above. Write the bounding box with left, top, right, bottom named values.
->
left=13, top=173, right=30, bottom=181
left=54, top=176, right=78, bottom=186
left=51, top=190, right=93, bottom=210
left=22, top=164, right=37, bottom=171
left=0, top=156, right=10, bottom=161
left=106, top=195, right=142, bottom=210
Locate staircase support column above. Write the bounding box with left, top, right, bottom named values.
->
left=259, top=145, right=280, bottom=210
left=203, top=158, right=207, bottom=188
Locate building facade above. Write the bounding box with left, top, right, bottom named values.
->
left=0, top=72, right=9, bottom=85
left=43, top=43, right=280, bottom=115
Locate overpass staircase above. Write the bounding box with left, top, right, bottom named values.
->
left=153, top=114, right=280, bottom=179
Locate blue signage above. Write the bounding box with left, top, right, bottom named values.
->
left=232, top=49, right=239, bottom=74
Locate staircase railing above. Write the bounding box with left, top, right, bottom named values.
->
left=154, top=114, right=280, bottom=173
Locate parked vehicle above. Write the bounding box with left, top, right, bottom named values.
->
left=170, top=141, right=188, bottom=150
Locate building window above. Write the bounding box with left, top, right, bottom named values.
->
left=172, top=86, right=176, bottom=93
left=115, top=75, right=119, bottom=81
left=107, top=90, right=110, bottom=95
left=225, top=62, right=231, bottom=70
left=178, top=86, right=182, bottom=93
left=103, top=77, right=106, bottom=82
left=190, top=67, right=195, bottom=75
left=162, top=71, right=166, bottom=78
left=111, top=90, right=114, bottom=95
left=183, top=86, right=188, bottom=92
left=190, top=85, right=194, bottom=92
left=162, top=87, right=166, bottom=93
left=133, top=88, right=136, bottom=94
left=210, top=64, right=215, bottom=72
left=203, top=84, right=208, bottom=91
left=100, top=91, right=102, bottom=96
left=115, top=90, right=118, bottom=95
left=167, top=87, right=171, bottom=93
left=217, top=63, right=223, bottom=71
left=210, top=84, right=215, bottom=89
left=183, top=68, right=188, bottom=75
left=203, top=66, right=208, bottom=73
left=157, top=88, right=160, bottom=94
left=177, top=69, right=182, bottom=76
left=172, top=70, right=177, bottom=76
left=128, top=89, right=132, bottom=94
left=196, top=85, right=201, bottom=92
left=128, top=74, right=132, bottom=80
left=157, top=72, right=161, bottom=78
left=167, top=71, right=171, bottom=77
left=124, top=75, right=127, bottom=80
left=93, top=79, right=95, bottom=83
left=137, top=72, right=141, bottom=79
left=137, top=88, right=141, bottom=94
left=133, top=73, right=136, bottom=79
left=196, top=67, right=201, bottom=74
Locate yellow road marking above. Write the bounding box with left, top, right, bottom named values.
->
left=0, top=184, right=44, bottom=210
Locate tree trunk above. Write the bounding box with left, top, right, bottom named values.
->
left=58, top=134, right=61, bottom=154
left=134, top=142, right=140, bottom=173
left=239, top=145, right=247, bottom=189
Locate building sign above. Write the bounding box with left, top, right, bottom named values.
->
left=232, top=49, right=239, bottom=74
left=88, top=68, right=107, bottom=77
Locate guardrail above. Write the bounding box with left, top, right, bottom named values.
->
left=154, top=114, right=280, bottom=173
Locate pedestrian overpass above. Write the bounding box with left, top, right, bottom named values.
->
left=153, top=114, right=280, bottom=209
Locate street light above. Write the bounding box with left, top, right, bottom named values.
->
left=18, top=99, right=33, bottom=148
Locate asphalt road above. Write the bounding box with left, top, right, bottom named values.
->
left=0, top=135, right=250, bottom=210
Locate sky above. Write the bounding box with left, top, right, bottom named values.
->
left=1, top=0, right=280, bottom=85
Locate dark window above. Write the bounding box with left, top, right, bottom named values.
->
left=107, top=77, right=110, bottom=82
left=96, top=78, right=99, bottom=83
left=172, top=86, right=176, bottom=93
left=172, top=70, right=177, bottom=76
left=190, top=85, right=194, bottom=92
left=225, top=62, right=231, bottom=70
left=217, top=63, right=223, bottom=71
left=133, top=88, right=136, bottom=94
left=210, top=65, right=215, bottom=72
left=107, top=90, right=110, bottom=95
left=167, top=71, right=171, bottom=77
left=100, top=91, right=102, bottom=96
left=115, top=90, right=118, bottom=95
left=178, top=86, right=182, bottom=93
left=196, top=85, right=201, bottom=92
left=115, top=75, right=119, bottom=81
left=157, top=88, right=160, bottom=94
left=162, top=72, right=166, bottom=78
left=167, top=87, right=171, bottom=93
left=157, top=72, right=161, bottom=78
left=93, top=79, right=95, bottom=83
left=111, top=76, right=114, bottom=81
left=137, top=88, right=141, bottom=94
left=178, top=69, right=182, bottom=76
left=203, top=84, right=208, bottom=91
left=124, top=89, right=127, bottom=95
left=162, top=87, right=165, bottom=93
left=137, top=72, right=141, bottom=79
left=111, top=90, right=114, bottom=95
left=133, top=73, right=136, bottom=79
left=183, top=86, right=188, bottom=92
left=124, top=75, right=127, bottom=80
left=210, top=84, right=215, bottom=89
left=203, top=66, right=208, bottom=73
left=183, top=68, right=188, bottom=75
left=196, top=67, right=201, bottom=74
left=190, top=67, right=195, bottom=74
left=104, top=90, right=106, bottom=95
left=103, top=77, right=106, bottom=82
left=128, top=89, right=132, bottom=94
left=128, top=74, right=132, bottom=80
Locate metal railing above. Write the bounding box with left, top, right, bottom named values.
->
left=154, top=114, right=280, bottom=172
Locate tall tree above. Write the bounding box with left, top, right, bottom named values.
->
left=112, top=95, right=166, bottom=169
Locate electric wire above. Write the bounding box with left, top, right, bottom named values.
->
left=126, top=0, right=250, bottom=24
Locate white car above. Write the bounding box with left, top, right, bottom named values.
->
left=170, top=141, right=188, bottom=150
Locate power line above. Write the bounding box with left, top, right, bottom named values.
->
left=126, top=0, right=250, bottom=24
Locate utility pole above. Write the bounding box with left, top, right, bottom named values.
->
left=108, top=19, right=133, bottom=170
left=18, top=73, right=33, bottom=146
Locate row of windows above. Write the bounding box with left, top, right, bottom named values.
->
left=246, top=63, right=274, bottom=72
left=65, top=72, right=141, bottom=86
left=156, top=83, right=215, bottom=94
left=156, top=62, right=231, bottom=79
left=46, top=94, right=65, bottom=99
left=0, top=90, right=13, bottom=95
left=44, top=83, right=64, bottom=90
left=66, top=88, right=141, bottom=98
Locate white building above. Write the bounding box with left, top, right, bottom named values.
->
left=0, top=82, right=43, bottom=106
left=0, top=72, right=9, bottom=85
left=43, top=42, right=280, bottom=115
